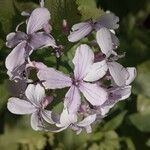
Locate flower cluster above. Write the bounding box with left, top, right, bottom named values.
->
left=6, top=1, right=136, bottom=134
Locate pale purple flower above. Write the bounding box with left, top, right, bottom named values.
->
left=35, top=44, right=108, bottom=114
left=7, top=84, right=55, bottom=130
left=68, top=13, right=119, bottom=42
left=5, top=7, right=56, bottom=80
left=96, top=29, right=136, bottom=86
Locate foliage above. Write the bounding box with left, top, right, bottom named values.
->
left=0, top=0, right=150, bottom=149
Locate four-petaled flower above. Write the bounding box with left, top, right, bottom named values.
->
left=7, top=84, right=55, bottom=130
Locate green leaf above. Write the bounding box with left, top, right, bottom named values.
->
left=76, top=0, right=104, bottom=20
left=137, top=94, right=150, bottom=114
left=121, top=138, right=136, bottom=150
left=146, top=138, right=150, bottom=147
left=133, top=60, right=150, bottom=97
left=129, top=113, right=150, bottom=132
left=102, top=111, right=127, bottom=131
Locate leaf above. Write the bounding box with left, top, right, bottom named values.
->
left=102, top=111, right=127, bottom=131
left=137, top=94, right=150, bottom=114
left=129, top=113, right=150, bottom=132
left=133, top=60, right=150, bottom=97
left=76, top=0, right=104, bottom=20
left=146, top=138, right=150, bottom=147
left=0, top=0, right=15, bottom=33
left=45, top=0, right=80, bottom=31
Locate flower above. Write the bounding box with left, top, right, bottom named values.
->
left=36, top=44, right=108, bottom=114
left=5, top=6, right=56, bottom=80
left=68, top=13, right=119, bottom=42
left=7, top=84, right=55, bottom=130
left=96, top=30, right=137, bottom=86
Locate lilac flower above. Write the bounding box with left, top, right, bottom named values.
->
left=56, top=108, right=96, bottom=134
left=7, top=84, right=55, bottom=130
left=35, top=44, right=108, bottom=114
left=68, top=13, right=119, bottom=42
left=96, top=30, right=137, bottom=86
left=5, top=7, right=56, bottom=80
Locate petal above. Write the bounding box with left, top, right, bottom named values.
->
left=30, top=112, right=42, bottom=131
left=7, top=97, right=36, bottom=114
left=108, top=62, right=129, bottom=86
left=5, top=41, right=26, bottom=72
left=96, top=27, right=113, bottom=57
left=102, top=86, right=132, bottom=107
left=27, top=7, right=51, bottom=34
left=37, top=67, right=72, bottom=89
left=95, top=13, right=119, bottom=30
left=25, top=84, right=45, bottom=105
left=83, top=60, right=108, bottom=82
left=101, top=105, right=112, bottom=116
left=58, top=108, right=77, bottom=127
left=126, top=67, right=136, bottom=85
left=42, top=126, right=67, bottom=133
left=6, top=32, right=27, bottom=48
left=79, top=82, right=108, bottom=106
left=41, top=110, right=55, bottom=124
left=77, top=114, right=96, bottom=127
left=73, top=44, right=94, bottom=80
left=29, top=32, right=56, bottom=49
left=64, top=86, right=81, bottom=114
left=68, top=22, right=93, bottom=42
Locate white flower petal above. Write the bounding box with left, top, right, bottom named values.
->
left=5, top=41, right=26, bottom=72
left=79, top=82, right=108, bottom=106
left=84, top=60, right=108, bottom=82
left=108, top=62, right=129, bottom=86
left=37, top=67, right=72, bottom=89
left=96, top=27, right=113, bottom=57
left=27, top=7, right=51, bottom=34
left=68, top=22, right=92, bottom=42
left=64, top=86, right=81, bottom=114
left=126, top=67, right=136, bottom=85
left=73, top=44, right=94, bottom=80
left=7, top=98, right=36, bottom=114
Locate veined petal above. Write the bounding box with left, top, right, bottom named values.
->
left=96, top=27, right=113, bottom=57
left=5, top=41, right=26, bottom=72
left=68, top=22, right=93, bottom=42
left=83, top=60, right=108, bottom=82
left=25, top=84, right=45, bottom=106
left=30, top=112, right=42, bottom=131
left=108, top=62, right=129, bottom=86
left=73, top=44, right=94, bottom=80
left=64, top=86, right=81, bottom=114
left=7, top=98, right=36, bottom=114
left=102, top=86, right=132, bottom=107
left=27, top=7, right=51, bottom=34
left=37, top=67, right=72, bottom=89
left=41, top=110, right=55, bottom=124
left=6, top=32, right=27, bottom=48
left=79, top=82, right=108, bottom=106
left=29, top=32, right=56, bottom=49
left=126, top=67, right=136, bottom=85
left=77, top=114, right=96, bottom=127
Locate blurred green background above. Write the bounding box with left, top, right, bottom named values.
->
left=0, top=0, right=150, bottom=149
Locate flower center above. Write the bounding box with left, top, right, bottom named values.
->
left=72, top=79, right=81, bottom=87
